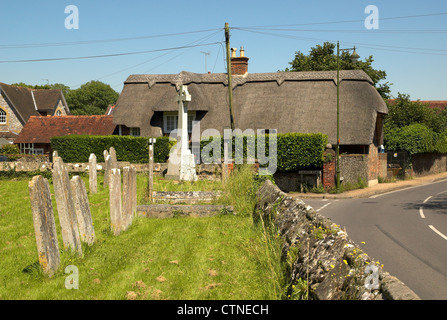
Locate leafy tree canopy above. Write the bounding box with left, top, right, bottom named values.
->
left=385, top=93, right=447, bottom=134
left=282, top=41, right=392, bottom=99
left=11, top=80, right=118, bottom=116
left=65, top=81, right=119, bottom=115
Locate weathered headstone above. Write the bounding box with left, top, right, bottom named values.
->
left=109, top=168, right=123, bottom=235
left=29, top=175, right=60, bottom=277
left=109, top=147, right=118, bottom=170
left=166, top=85, right=197, bottom=181
left=52, top=150, right=58, bottom=163
left=52, top=157, right=82, bottom=255
left=103, top=150, right=109, bottom=188
left=71, top=175, right=95, bottom=245
left=89, top=153, right=97, bottom=194
left=123, top=166, right=137, bottom=229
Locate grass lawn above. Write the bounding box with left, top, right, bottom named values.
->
left=0, top=168, right=285, bottom=300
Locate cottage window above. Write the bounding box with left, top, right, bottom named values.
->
left=163, top=111, right=196, bottom=134
left=130, top=127, right=140, bottom=137
left=56, top=110, right=62, bottom=116
left=32, top=148, right=44, bottom=155
left=0, top=108, right=6, bottom=124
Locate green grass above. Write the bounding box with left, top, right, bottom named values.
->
left=0, top=167, right=285, bottom=300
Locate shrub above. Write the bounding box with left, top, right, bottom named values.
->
left=199, top=132, right=327, bottom=172
left=0, top=144, right=20, bottom=155
left=51, top=135, right=175, bottom=163
left=384, top=123, right=441, bottom=156
left=51, top=132, right=328, bottom=172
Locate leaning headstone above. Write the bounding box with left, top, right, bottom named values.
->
left=88, top=153, right=97, bottom=194
left=123, top=166, right=137, bottom=229
left=52, top=157, right=82, bottom=255
left=71, top=176, right=95, bottom=245
left=109, top=147, right=118, bottom=170
left=103, top=150, right=109, bottom=188
left=109, top=168, right=123, bottom=235
left=29, top=175, right=60, bottom=277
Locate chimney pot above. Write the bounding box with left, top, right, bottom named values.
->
left=230, top=45, right=249, bottom=76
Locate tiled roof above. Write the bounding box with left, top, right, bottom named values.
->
left=14, top=115, right=116, bottom=144
left=388, top=99, right=447, bottom=110
left=0, top=82, right=69, bottom=123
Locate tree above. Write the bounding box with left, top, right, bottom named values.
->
left=283, top=42, right=392, bottom=99
left=66, top=81, right=119, bottom=115
left=11, top=82, right=71, bottom=98
left=385, top=93, right=447, bottom=134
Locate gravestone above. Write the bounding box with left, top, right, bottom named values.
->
left=109, top=147, right=118, bottom=169
left=109, top=168, right=123, bottom=235
left=123, top=166, right=137, bottom=229
left=52, top=157, right=82, bottom=255
left=103, top=150, right=109, bottom=188
left=28, top=175, right=60, bottom=277
left=52, top=151, right=58, bottom=163
left=89, top=153, right=97, bottom=194
left=166, top=85, right=197, bottom=181
left=71, top=175, right=95, bottom=245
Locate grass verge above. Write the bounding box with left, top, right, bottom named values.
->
left=0, top=166, right=285, bottom=300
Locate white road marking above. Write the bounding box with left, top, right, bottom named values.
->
left=419, top=207, right=425, bottom=219
left=429, top=225, right=447, bottom=241
left=316, top=202, right=332, bottom=212
left=423, top=196, right=432, bottom=204
left=369, top=179, right=447, bottom=198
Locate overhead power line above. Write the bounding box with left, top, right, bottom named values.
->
left=0, top=28, right=223, bottom=50
left=0, top=42, right=224, bottom=64
left=236, top=28, right=447, bottom=56
left=232, top=11, right=447, bottom=29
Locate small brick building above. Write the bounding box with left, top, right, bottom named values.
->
left=14, top=115, right=117, bottom=159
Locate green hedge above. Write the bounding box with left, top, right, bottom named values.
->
left=200, top=132, right=327, bottom=172
left=384, top=123, right=447, bottom=156
left=51, top=135, right=175, bottom=163
left=51, top=132, right=327, bottom=172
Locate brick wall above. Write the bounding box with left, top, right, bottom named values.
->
left=231, top=57, right=249, bottom=76
left=322, top=149, right=336, bottom=189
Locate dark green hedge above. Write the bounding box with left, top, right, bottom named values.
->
left=51, top=132, right=327, bottom=172
left=384, top=123, right=447, bottom=156
left=50, top=135, right=175, bottom=163
left=199, top=132, right=327, bottom=172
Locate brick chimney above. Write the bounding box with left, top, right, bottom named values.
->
left=231, top=46, right=249, bottom=76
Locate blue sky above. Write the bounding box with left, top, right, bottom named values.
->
left=1, top=0, right=446, bottom=100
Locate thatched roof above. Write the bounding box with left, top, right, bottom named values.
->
left=113, top=70, right=387, bottom=145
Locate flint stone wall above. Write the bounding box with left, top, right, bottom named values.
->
left=0, top=162, right=221, bottom=180
left=151, top=191, right=223, bottom=204
left=254, top=180, right=420, bottom=300
left=137, top=204, right=234, bottom=218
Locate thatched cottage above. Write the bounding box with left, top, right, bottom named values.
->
left=113, top=49, right=388, bottom=187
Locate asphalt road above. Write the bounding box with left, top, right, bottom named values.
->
left=302, top=180, right=447, bottom=300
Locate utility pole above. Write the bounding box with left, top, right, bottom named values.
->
left=225, top=22, right=235, bottom=130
